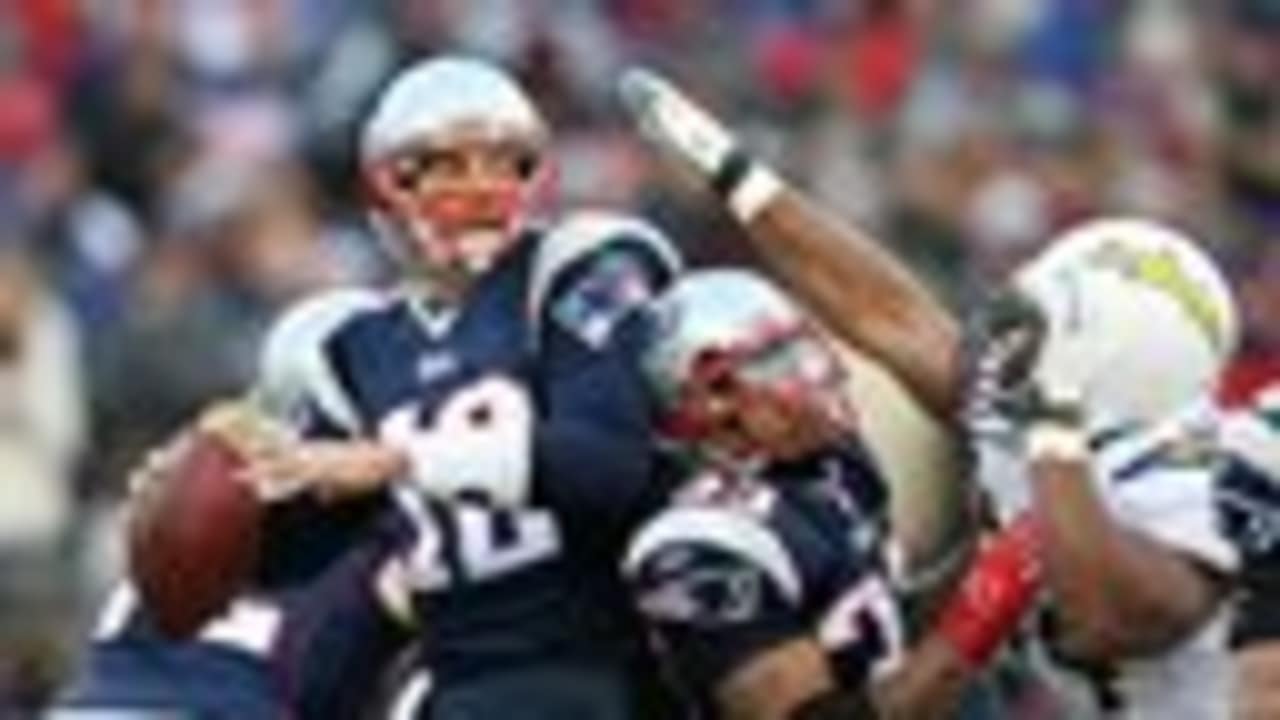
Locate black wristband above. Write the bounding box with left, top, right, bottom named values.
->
left=711, top=147, right=753, bottom=199
left=789, top=686, right=879, bottom=720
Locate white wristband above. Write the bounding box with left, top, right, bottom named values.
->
left=1027, top=423, right=1089, bottom=462
left=728, top=164, right=784, bottom=223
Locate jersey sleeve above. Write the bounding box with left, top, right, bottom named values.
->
left=622, top=505, right=808, bottom=690
left=253, top=287, right=384, bottom=437
left=527, top=212, right=683, bottom=535
left=1097, top=406, right=1238, bottom=573
left=274, top=535, right=414, bottom=717
left=251, top=288, right=393, bottom=589
left=529, top=210, right=682, bottom=352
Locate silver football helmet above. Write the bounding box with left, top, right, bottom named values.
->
left=360, top=56, right=550, bottom=287
left=644, top=269, right=850, bottom=461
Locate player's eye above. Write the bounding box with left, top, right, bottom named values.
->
left=475, top=144, right=538, bottom=181
left=515, top=151, right=538, bottom=179
left=393, top=149, right=465, bottom=189
left=392, top=156, right=427, bottom=190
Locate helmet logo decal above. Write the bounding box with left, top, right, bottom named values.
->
left=1086, top=241, right=1225, bottom=352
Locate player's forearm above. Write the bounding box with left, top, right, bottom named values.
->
left=743, top=189, right=963, bottom=420
left=718, top=637, right=841, bottom=720
left=878, top=514, right=1040, bottom=719
left=873, top=635, right=973, bottom=720
left=1029, top=451, right=1216, bottom=659
left=280, top=545, right=415, bottom=716
left=533, top=416, right=655, bottom=523
left=1238, top=643, right=1280, bottom=720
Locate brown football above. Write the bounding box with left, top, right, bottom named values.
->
left=127, top=430, right=262, bottom=638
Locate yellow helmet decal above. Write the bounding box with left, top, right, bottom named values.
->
left=1087, top=240, right=1225, bottom=353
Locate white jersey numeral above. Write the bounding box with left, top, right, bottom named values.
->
left=399, top=496, right=562, bottom=592
left=455, top=505, right=561, bottom=581
left=818, top=573, right=904, bottom=678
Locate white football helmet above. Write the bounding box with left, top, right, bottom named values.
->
left=360, top=56, right=549, bottom=285
left=1012, top=217, right=1238, bottom=429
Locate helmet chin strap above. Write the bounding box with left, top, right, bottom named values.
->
left=451, top=227, right=513, bottom=274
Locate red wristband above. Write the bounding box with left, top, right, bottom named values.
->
left=936, top=512, right=1041, bottom=668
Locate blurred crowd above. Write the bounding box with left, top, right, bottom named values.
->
left=0, top=0, right=1275, bottom=708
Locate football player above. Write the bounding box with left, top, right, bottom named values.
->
left=619, top=68, right=1241, bottom=719
left=60, top=56, right=681, bottom=719
left=1219, top=386, right=1280, bottom=719
left=623, top=269, right=1042, bottom=720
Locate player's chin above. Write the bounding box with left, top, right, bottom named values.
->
left=426, top=228, right=518, bottom=275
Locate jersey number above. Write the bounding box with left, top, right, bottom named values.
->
left=381, top=375, right=535, bottom=506
left=817, top=574, right=904, bottom=678
left=401, top=500, right=563, bottom=592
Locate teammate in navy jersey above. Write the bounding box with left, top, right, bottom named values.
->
left=59, top=56, right=681, bottom=719
left=624, top=271, right=1041, bottom=720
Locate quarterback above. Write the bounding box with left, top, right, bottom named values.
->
left=62, top=56, right=681, bottom=719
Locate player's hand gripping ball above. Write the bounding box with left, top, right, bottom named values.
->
left=126, top=401, right=280, bottom=638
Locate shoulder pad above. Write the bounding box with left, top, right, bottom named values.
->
left=528, top=209, right=682, bottom=348
left=255, top=288, right=386, bottom=432
left=623, top=506, right=801, bottom=625
left=1096, top=403, right=1219, bottom=485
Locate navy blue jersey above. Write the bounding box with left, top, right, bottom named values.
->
left=81, top=212, right=681, bottom=715
left=624, top=440, right=902, bottom=714
left=252, top=212, right=681, bottom=689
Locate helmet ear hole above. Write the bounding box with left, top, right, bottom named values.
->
left=394, top=160, right=424, bottom=192
left=516, top=152, right=540, bottom=180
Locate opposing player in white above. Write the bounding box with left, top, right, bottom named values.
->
left=618, top=68, right=1242, bottom=719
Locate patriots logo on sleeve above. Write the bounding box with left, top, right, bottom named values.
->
left=634, top=544, right=770, bottom=626
left=552, top=251, right=655, bottom=348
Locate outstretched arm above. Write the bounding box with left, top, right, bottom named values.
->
left=618, top=69, right=963, bottom=420
left=744, top=189, right=963, bottom=422
left=874, top=512, right=1041, bottom=720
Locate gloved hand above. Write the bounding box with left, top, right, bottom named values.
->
left=618, top=67, right=782, bottom=222
left=966, top=290, right=1088, bottom=437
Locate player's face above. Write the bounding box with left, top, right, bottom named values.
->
left=683, top=330, right=851, bottom=463
left=369, top=126, right=540, bottom=280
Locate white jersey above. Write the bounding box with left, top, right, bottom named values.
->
left=976, top=398, right=1235, bottom=720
